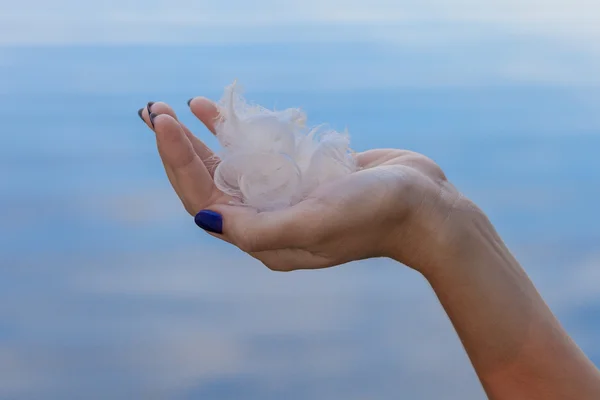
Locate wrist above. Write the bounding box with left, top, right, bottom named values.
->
left=387, top=185, right=494, bottom=277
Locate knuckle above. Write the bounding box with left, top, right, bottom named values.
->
left=250, top=250, right=298, bottom=272
left=252, top=253, right=294, bottom=272
left=183, top=202, right=198, bottom=217
left=405, top=153, right=447, bottom=181
left=262, top=261, right=291, bottom=272
left=236, top=238, right=255, bottom=253
left=425, top=160, right=447, bottom=181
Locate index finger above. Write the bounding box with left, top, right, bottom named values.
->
left=152, top=113, right=226, bottom=215
left=142, top=102, right=220, bottom=176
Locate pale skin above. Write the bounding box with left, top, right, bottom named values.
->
left=138, top=98, right=600, bottom=400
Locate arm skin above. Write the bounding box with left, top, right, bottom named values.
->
left=404, top=202, right=600, bottom=400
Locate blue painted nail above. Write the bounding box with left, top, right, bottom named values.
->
left=146, top=101, right=155, bottom=115
left=137, top=108, right=144, bottom=121
left=195, top=210, right=223, bottom=234
left=187, top=98, right=194, bottom=107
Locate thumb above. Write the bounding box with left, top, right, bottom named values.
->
left=193, top=203, right=316, bottom=253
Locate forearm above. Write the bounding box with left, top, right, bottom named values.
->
left=418, top=209, right=600, bottom=399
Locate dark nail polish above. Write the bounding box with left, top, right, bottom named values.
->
left=146, top=101, right=155, bottom=115
left=137, top=108, right=144, bottom=121
left=187, top=98, right=194, bottom=107
left=195, top=210, right=223, bottom=234
left=149, top=112, right=158, bottom=129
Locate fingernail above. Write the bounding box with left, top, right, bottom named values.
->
left=137, top=108, right=144, bottom=121
left=195, top=210, right=223, bottom=234
left=187, top=98, right=194, bottom=107
left=146, top=101, right=155, bottom=115
left=149, top=112, right=158, bottom=129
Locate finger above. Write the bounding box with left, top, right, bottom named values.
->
left=152, top=113, right=225, bottom=215
left=397, top=153, right=447, bottom=182
left=145, top=102, right=220, bottom=176
left=194, top=201, right=321, bottom=253
left=354, top=149, right=414, bottom=168
left=138, top=102, right=179, bottom=194
left=188, top=97, right=221, bottom=135
left=355, top=149, right=445, bottom=180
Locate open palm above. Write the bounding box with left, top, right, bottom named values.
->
left=139, top=99, right=458, bottom=272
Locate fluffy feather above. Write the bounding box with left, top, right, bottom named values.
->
left=213, top=82, right=357, bottom=211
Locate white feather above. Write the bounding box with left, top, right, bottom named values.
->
left=213, top=82, right=357, bottom=211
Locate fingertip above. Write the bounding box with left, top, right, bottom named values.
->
left=149, top=112, right=158, bottom=129
left=151, top=113, right=182, bottom=134
left=139, top=101, right=180, bottom=130
left=189, top=97, right=221, bottom=134
left=195, top=209, right=223, bottom=234
left=189, top=97, right=217, bottom=112
left=149, top=102, right=178, bottom=119
left=146, top=101, right=155, bottom=116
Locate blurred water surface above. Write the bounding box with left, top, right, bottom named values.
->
left=0, top=42, right=599, bottom=399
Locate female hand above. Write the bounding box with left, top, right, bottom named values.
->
left=138, top=98, right=474, bottom=274
left=138, top=98, right=600, bottom=400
